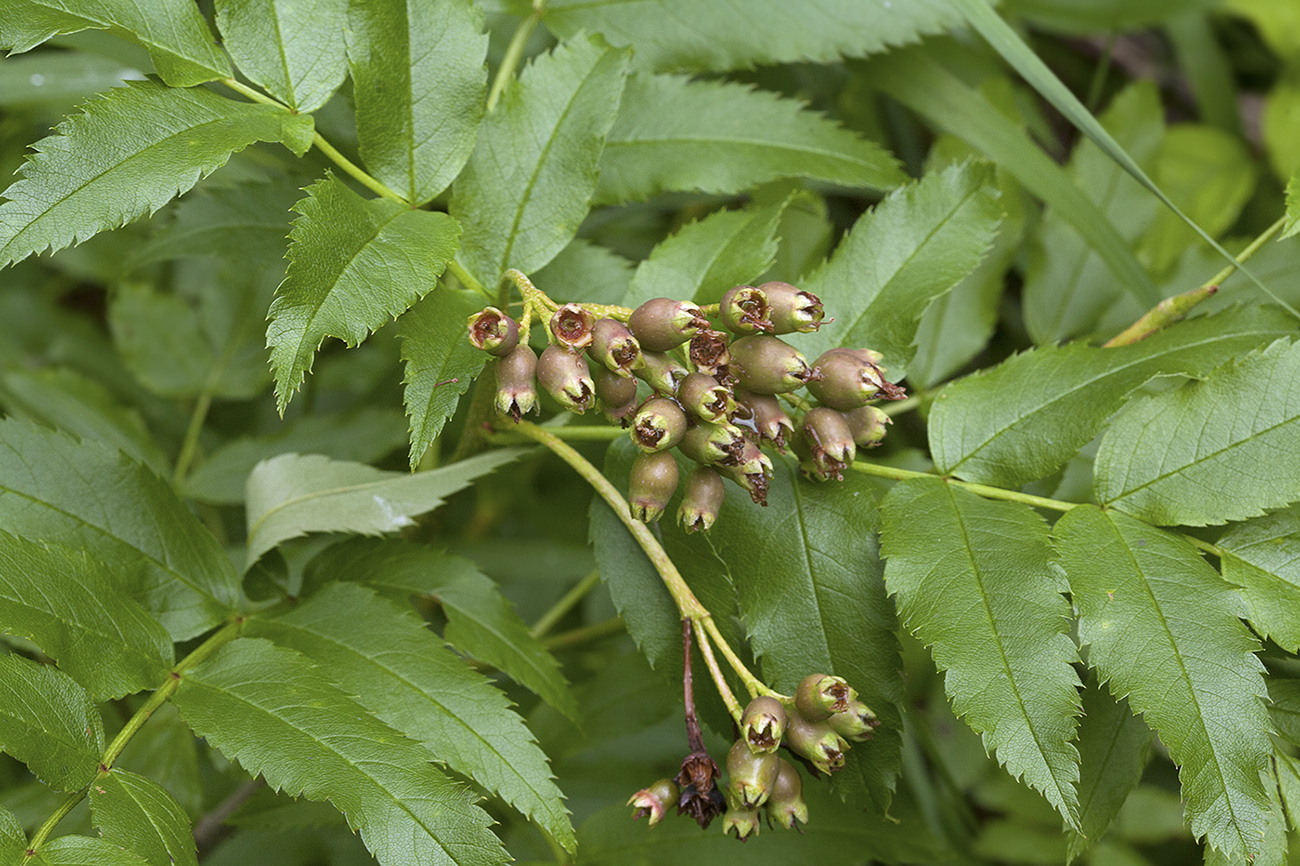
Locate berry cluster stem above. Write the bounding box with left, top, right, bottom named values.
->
left=506, top=420, right=777, bottom=719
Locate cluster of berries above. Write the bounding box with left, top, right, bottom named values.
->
left=629, top=674, right=879, bottom=839
left=468, top=281, right=904, bottom=530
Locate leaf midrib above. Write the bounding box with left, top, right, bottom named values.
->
left=603, top=134, right=874, bottom=168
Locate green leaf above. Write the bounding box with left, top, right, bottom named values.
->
left=0, top=51, right=141, bottom=108
left=246, top=582, right=575, bottom=851
left=799, top=162, right=1002, bottom=371
left=28, top=836, right=149, bottom=866
left=880, top=477, right=1083, bottom=826
left=269, top=173, right=461, bottom=414
left=127, top=177, right=301, bottom=269
left=1009, top=0, right=1217, bottom=31
left=951, top=0, right=1298, bottom=323
left=929, top=306, right=1297, bottom=488
left=0, top=0, right=228, bottom=86
left=114, top=704, right=202, bottom=815
left=869, top=47, right=1160, bottom=311
left=0, top=417, right=240, bottom=640
left=621, top=198, right=788, bottom=310
left=302, top=538, right=577, bottom=719
left=532, top=239, right=634, bottom=306
left=451, top=35, right=630, bottom=285
left=1055, top=507, right=1272, bottom=859
left=347, top=0, right=487, bottom=204
left=0, top=532, right=173, bottom=699
left=1067, top=678, right=1154, bottom=859
left=683, top=459, right=904, bottom=814
left=182, top=408, right=409, bottom=505
left=1095, top=338, right=1300, bottom=526
left=595, top=72, right=904, bottom=204
left=0, top=653, right=104, bottom=792
left=1020, top=82, right=1163, bottom=343
left=0, top=80, right=313, bottom=267
left=1285, top=170, right=1300, bottom=239
left=89, top=769, right=197, bottom=866
left=1219, top=511, right=1300, bottom=653
left=244, top=448, right=520, bottom=566
left=172, top=638, right=507, bottom=866
left=0, top=367, right=169, bottom=477
left=543, top=0, right=964, bottom=73
left=0, top=806, right=23, bottom=864
left=398, top=287, right=487, bottom=469
left=215, top=0, right=345, bottom=113
left=1266, top=678, right=1300, bottom=748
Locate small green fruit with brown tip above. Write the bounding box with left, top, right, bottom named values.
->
left=795, top=673, right=856, bottom=721
left=467, top=307, right=520, bottom=356
left=628, top=450, right=679, bottom=523
left=493, top=344, right=538, bottom=422
left=537, top=345, right=595, bottom=413
left=740, top=696, right=787, bottom=753
left=727, top=739, right=780, bottom=808
left=631, top=397, right=687, bottom=453
left=765, top=759, right=809, bottom=830
left=628, top=298, right=709, bottom=352
left=678, top=466, right=725, bottom=533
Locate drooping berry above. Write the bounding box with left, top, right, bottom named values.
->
left=549, top=303, right=596, bottom=349
left=729, top=335, right=818, bottom=394
left=590, top=318, right=644, bottom=377
left=628, top=450, right=679, bottom=523
left=785, top=712, right=849, bottom=775
left=799, top=408, right=856, bottom=480
left=795, top=673, right=856, bottom=721
left=765, top=759, right=809, bottom=830
left=628, top=298, right=709, bottom=352
left=628, top=778, right=678, bottom=827
left=719, top=439, right=773, bottom=505
left=719, top=285, right=772, bottom=335
left=740, top=696, right=787, bottom=754
left=727, top=739, right=780, bottom=808
left=678, top=373, right=735, bottom=422
left=594, top=366, right=639, bottom=424
left=678, top=466, right=725, bottom=533
left=842, top=405, right=890, bottom=447
left=467, top=306, right=520, bottom=356
left=632, top=397, right=687, bottom=453
left=634, top=351, right=689, bottom=395
left=537, top=345, right=595, bottom=413
left=493, top=344, right=538, bottom=422
left=679, top=421, right=746, bottom=467
left=758, top=281, right=825, bottom=334
left=828, top=699, right=881, bottom=742
left=722, top=797, right=761, bottom=841
left=808, top=350, right=904, bottom=409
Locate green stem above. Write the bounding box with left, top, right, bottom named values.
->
left=486, top=425, right=623, bottom=445
left=23, top=620, right=243, bottom=861
left=693, top=623, right=744, bottom=723
left=531, top=569, right=602, bottom=638
left=1106, top=216, right=1286, bottom=347
left=220, top=78, right=281, bottom=108
left=311, top=133, right=405, bottom=203
left=446, top=259, right=493, bottom=303
left=487, top=6, right=543, bottom=114
left=542, top=616, right=625, bottom=651
left=173, top=386, right=214, bottom=485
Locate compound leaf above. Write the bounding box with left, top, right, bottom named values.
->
left=0, top=0, right=228, bottom=86
left=1095, top=338, right=1300, bottom=526
left=622, top=197, right=788, bottom=309
left=0, top=417, right=240, bottom=640
left=1219, top=511, right=1300, bottom=653
left=451, top=35, right=629, bottom=285
left=0, top=532, right=173, bottom=699
left=303, top=538, right=576, bottom=719
left=172, top=638, right=507, bottom=866
left=881, top=477, right=1082, bottom=826
left=800, top=162, right=1001, bottom=371
left=246, top=582, right=574, bottom=851
left=347, top=0, right=487, bottom=204
left=269, top=173, right=461, bottom=414
left=89, top=769, right=197, bottom=866
left=596, top=72, right=904, bottom=204
left=216, top=0, right=346, bottom=113
left=543, top=0, right=964, bottom=73
left=0, top=653, right=104, bottom=792
left=398, top=287, right=487, bottom=469
left=0, top=80, right=313, bottom=267
left=1055, top=507, right=1272, bottom=860
left=930, top=306, right=1296, bottom=488
left=245, top=448, right=519, bottom=566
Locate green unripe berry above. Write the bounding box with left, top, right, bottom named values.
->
left=719, top=285, right=772, bottom=335
left=795, top=673, right=856, bottom=721
left=632, top=396, right=687, bottom=453
left=800, top=407, right=856, bottom=480
left=467, top=306, right=520, bottom=356
left=758, top=281, right=824, bottom=333
left=678, top=373, right=735, bottom=422
left=765, top=759, right=809, bottom=830
left=590, top=318, right=644, bottom=376
left=678, top=466, right=725, bottom=533
left=549, top=303, right=596, bottom=349
left=628, top=298, right=708, bottom=352
left=785, top=711, right=849, bottom=775
left=740, top=696, right=787, bottom=753
left=493, top=344, right=538, bottom=422
left=729, top=335, right=816, bottom=394
left=727, top=739, right=780, bottom=808
left=537, top=345, right=595, bottom=413
left=828, top=699, right=881, bottom=742
left=634, top=351, right=688, bottom=395
left=628, top=450, right=679, bottom=523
